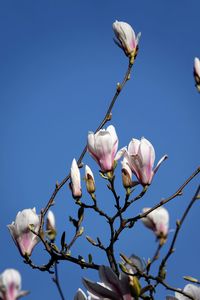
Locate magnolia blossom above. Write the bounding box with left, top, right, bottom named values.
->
left=194, top=57, right=200, bottom=91
left=79, top=265, right=134, bottom=300
left=8, top=208, right=40, bottom=257
left=0, top=269, right=28, bottom=300
left=85, top=165, right=95, bottom=194
left=142, top=206, right=169, bottom=239
left=124, top=137, right=167, bottom=186
left=166, top=284, right=200, bottom=300
left=121, top=157, right=132, bottom=188
left=87, top=125, right=121, bottom=173
left=113, top=20, right=141, bottom=57
left=70, top=158, right=82, bottom=198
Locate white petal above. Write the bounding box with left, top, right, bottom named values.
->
left=106, top=125, right=118, bottom=145
left=47, top=210, right=56, bottom=229
left=127, top=139, right=140, bottom=155
left=139, top=138, right=155, bottom=167
left=85, top=165, right=95, bottom=182
left=115, top=147, right=126, bottom=161
left=154, top=154, right=168, bottom=174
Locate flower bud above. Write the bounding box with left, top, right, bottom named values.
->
left=112, top=20, right=141, bottom=58
left=70, top=159, right=82, bottom=199
left=129, top=276, right=141, bottom=299
left=7, top=208, right=40, bottom=257
left=85, top=165, right=95, bottom=194
left=0, top=269, right=28, bottom=300
left=194, top=57, right=200, bottom=92
left=46, top=210, right=56, bottom=241
left=121, top=157, right=132, bottom=188
left=141, top=206, right=169, bottom=242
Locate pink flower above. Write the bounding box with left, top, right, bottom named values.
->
left=0, top=269, right=28, bottom=300
left=7, top=208, right=40, bottom=257
left=124, top=137, right=167, bottom=186
left=142, top=206, right=169, bottom=239
left=112, top=20, right=141, bottom=57
left=70, top=159, right=82, bottom=199
left=87, top=125, right=120, bottom=173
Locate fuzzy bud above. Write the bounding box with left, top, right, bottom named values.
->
left=121, top=157, right=132, bottom=188
left=85, top=165, right=95, bottom=194
left=70, top=159, right=82, bottom=199
left=46, top=210, right=56, bottom=241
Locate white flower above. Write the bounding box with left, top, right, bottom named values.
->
left=8, top=208, right=40, bottom=256
left=113, top=20, right=141, bottom=57
left=87, top=125, right=119, bottom=173
left=124, top=137, right=167, bottom=186
left=142, top=206, right=169, bottom=239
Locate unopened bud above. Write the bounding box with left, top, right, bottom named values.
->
left=194, top=57, right=200, bottom=92
left=129, top=276, right=141, bottom=298
left=121, top=158, right=132, bottom=188
left=46, top=210, right=56, bottom=241
left=70, top=158, right=82, bottom=199
left=116, top=82, right=121, bottom=92
left=85, top=165, right=95, bottom=194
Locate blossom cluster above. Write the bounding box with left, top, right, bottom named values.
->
left=3, top=20, right=200, bottom=300
left=71, top=124, right=167, bottom=193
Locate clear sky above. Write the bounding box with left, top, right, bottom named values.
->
left=0, top=1, right=200, bottom=299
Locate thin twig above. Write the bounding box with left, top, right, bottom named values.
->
left=122, top=268, right=195, bottom=300
left=158, top=185, right=200, bottom=277
left=39, top=59, right=134, bottom=231
left=126, top=167, right=200, bottom=227
left=146, top=243, right=163, bottom=275
left=53, top=262, right=66, bottom=300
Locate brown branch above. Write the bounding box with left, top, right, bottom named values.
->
left=24, top=248, right=100, bottom=273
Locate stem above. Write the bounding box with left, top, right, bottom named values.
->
left=109, top=175, right=122, bottom=222
left=53, top=262, right=65, bottom=300
left=39, top=60, right=134, bottom=230
left=146, top=243, right=163, bottom=275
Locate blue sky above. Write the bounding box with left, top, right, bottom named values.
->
left=0, top=1, right=200, bottom=299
